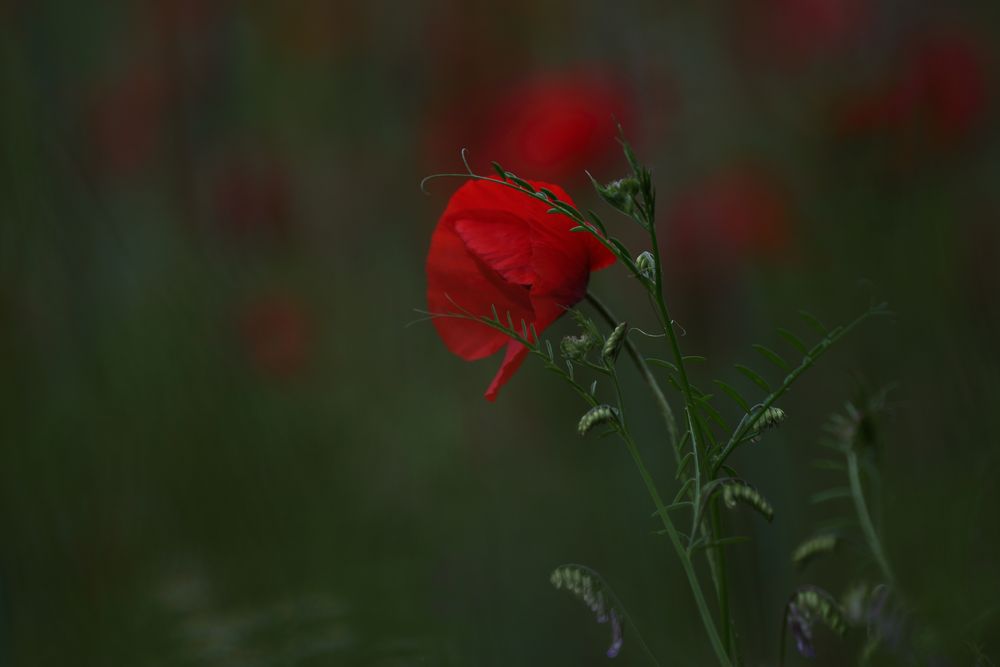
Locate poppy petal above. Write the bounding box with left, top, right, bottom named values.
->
left=453, top=210, right=533, bottom=286
left=484, top=340, right=530, bottom=401
left=427, top=216, right=534, bottom=360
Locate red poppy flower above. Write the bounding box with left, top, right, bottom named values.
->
left=427, top=178, right=615, bottom=401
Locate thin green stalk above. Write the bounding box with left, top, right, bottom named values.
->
left=637, top=187, right=733, bottom=661
left=586, top=292, right=679, bottom=458
left=710, top=503, right=733, bottom=655
left=846, top=448, right=895, bottom=587
left=711, top=306, right=885, bottom=477
left=618, top=428, right=734, bottom=667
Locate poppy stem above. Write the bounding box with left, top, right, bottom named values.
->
left=585, top=292, right=680, bottom=460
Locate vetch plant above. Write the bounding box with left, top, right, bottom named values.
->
left=420, top=130, right=892, bottom=665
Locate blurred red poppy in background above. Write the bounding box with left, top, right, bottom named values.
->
left=736, top=0, right=868, bottom=63
left=837, top=28, right=989, bottom=147
left=426, top=69, right=633, bottom=184
left=426, top=178, right=615, bottom=401
left=237, top=294, right=314, bottom=379
left=212, top=156, right=294, bottom=242
left=88, top=61, right=168, bottom=178
left=666, top=167, right=794, bottom=272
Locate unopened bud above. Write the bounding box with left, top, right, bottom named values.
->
left=635, top=251, right=655, bottom=281
left=560, top=333, right=594, bottom=361
left=755, top=406, right=786, bottom=430
left=589, top=173, right=640, bottom=214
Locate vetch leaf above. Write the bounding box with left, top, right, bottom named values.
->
left=777, top=327, right=810, bottom=356
left=505, top=174, right=536, bottom=192
left=798, top=309, right=828, bottom=334
left=809, top=487, right=851, bottom=505
left=647, top=358, right=678, bottom=373
left=735, top=364, right=771, bottom=393
left=753, top=344, right=789, bottom=370
left=713, top=379, right=751, bottom=413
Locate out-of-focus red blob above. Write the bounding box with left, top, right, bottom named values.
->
left=212, top=158, right=294, bottom=241
left=481, top=72, right=632, bottom=180
left=666, top=168, right=794, bottom=271
left=427, top=70, right=634, bottom=183
left=736, top=0, right=868, bottom=62
left=146, top=0, right=229, bottom=35
left=426, top=178, right=615, bottom=401
left=837, top=29, right=989, bottom=146
left=88, top=63, right=168, bottom=177
left=237, top=294, right=314, bottom=379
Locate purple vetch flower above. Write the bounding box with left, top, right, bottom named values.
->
left=606, top=608, right=624, bottom=658
left=787, top=602, right=816, bottom=659
left=550, top=564, right=626, bottom=659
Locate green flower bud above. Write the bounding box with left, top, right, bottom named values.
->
left=560, top=333, right=594, bottom=361
left=602, top=322, right=628, bottom=362
left=635, top=251, right=655, bottom=281
left=578, top=405, right=619, bottom=435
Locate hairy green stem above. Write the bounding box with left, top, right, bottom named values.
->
left=846, top=448, right=895, bottom=587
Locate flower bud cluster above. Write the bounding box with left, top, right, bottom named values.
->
left=602, top=322, right=628, bottom=363
left=722, top=481, right=774, bottom=522
left=593, top=176, right=640, bottom=214
left=751, top=406, right=786, bottom=443
left=560, top=332, right=595, bottom=361
left=578, top=404, right=619, bottom=435
left=551, top=566, right=609, bottom=622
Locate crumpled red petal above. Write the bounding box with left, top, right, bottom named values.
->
left=484, top=340, right=530, bottom=402
left=426, top=177, right=617, bottom=400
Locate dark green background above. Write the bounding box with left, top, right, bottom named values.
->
left=2, top=1, right=998, bottom=664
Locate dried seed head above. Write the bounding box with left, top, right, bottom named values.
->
left=578, top=405, right=619, bottom=435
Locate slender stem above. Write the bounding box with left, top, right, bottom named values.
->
left=710, top=503, right=732, bottom=655
left=637, top=191, right=734, bottom=660
left=846, top=448, right=896, bottom=587
left=711, top=307, right=883, bottom=476
left=618, top=428, right=734, bottom=667
left=586, top=292, right=679, bottom=458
